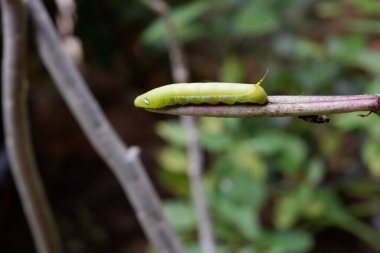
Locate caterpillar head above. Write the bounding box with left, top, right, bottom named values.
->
left=134, top=91, right=165, bottom=109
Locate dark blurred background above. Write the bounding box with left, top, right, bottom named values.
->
left=1, top=0, right=380, bottom=252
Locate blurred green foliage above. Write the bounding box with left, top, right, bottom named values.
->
left=140, top=0, right=380, bottom=252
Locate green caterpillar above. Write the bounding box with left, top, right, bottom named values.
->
left=134, top=71, right=268, bottom=109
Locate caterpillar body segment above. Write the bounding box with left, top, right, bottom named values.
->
left=134, top=71, right=268, bottom=109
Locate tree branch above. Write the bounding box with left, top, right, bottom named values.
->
left=140, top=1, right=217, bottom=253
left=147, top=95, right=380, bottom=118
left=26, top=0, right=185, bottom=252
left=1, top=0, right=63, bottom=252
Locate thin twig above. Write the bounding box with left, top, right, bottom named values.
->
left=141, top=0, right=188, bottom=82
left=141, top=1, right=217, bottom=253
left=147, top=95, right=380, bottom=118
left=26, top=0, right=186, bottom=252
left=267, top=95, right=378, bottom=103
left=1, top=0, right=63, bottom=253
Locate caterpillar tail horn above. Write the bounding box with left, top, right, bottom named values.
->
left=255, top=68, right=269, bottom=88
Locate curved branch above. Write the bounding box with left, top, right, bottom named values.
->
left=26, top=0, right=185, bottom=252
left=1, top=0, right=63, bottom=252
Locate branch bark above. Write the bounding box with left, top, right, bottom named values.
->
left=147, top=95, right=380, bottom=118
left=140, top=1, right=217, bottom=253
left=26, top=0, right=185, bottom=252
left=1, top=0, right=63, bottom=252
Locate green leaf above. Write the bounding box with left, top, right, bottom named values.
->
left=274, top=194, right=300, bottom=229
left=156, top=120, right=186, bottom=146
left=199, top=118, right=233, bottom=152
left=163, top=200, right=196, bottom=233
left=212, top=166, right=266, bottom=209
left=334, top=113, right=380, bottom=138
left=199, top=117, right=226, bottom=134
left=233, top=3, right=279, bottom=35
left=356, top=50, right=380, bottom=74
left=259, top=230, right=313, bottom=253
left=295, top=62, right=339, bottom=93
left=326, top=35, right=380, bottom=73
left=327, top=35, right=366, bottom=61
left=295, top=39, right=324, bottom=60
left=216, top=201, right=261, bottom=240
left=250, top=131, right=307, bottom=176
left=305, top=157, right=325, bottom=185
left=231, top=143, right=267, bottom=182
left=156, top=170, right=190, bottom=197
left=211, top=167, right=266, bottom=240
left=334, top=113, right=371, bottom=132
left=199, top=132, right=232, bottom=152
left=157, top=146, right=188, bottom=173
left=366, top=76, right=380, bottom=94
left=274, top=185, right=314, bottom=229
left=348, top=0, right=380, bottom=15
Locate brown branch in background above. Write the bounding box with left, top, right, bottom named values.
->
left=1, top=0, right=64, bottom=253
left=140, top=1, right=217, bottom=253
left=148, top=95, right=380, bottom=118
left=26, top=0, right=186, bottom=252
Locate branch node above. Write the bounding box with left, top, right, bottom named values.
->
left=126, top=146, right=141, bottom=161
